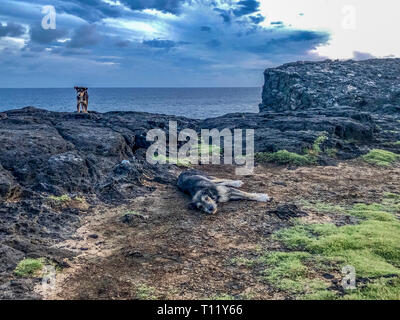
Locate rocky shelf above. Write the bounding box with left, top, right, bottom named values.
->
left=0, top=58, right=399, bottom=299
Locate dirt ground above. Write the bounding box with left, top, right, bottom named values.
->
left=38, top=160, right=400, bottom=300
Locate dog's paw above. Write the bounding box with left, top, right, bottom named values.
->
left=256, top=194, right=272, bottom=202
left=232, top=180, right=244, bottom=188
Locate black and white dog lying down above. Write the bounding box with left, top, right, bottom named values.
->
left=177, top=170, right=273, bottom=214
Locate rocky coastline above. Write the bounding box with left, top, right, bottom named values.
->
left=1, top=58, right=400, bottom=299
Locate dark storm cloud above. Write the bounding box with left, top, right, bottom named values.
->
left=120, top=0, right=185, bottom=14
left=246, top=30, right=330, bottom=54
left=67, top=24, right=102, bottom=48
left=249, top=14, right=265, bottom=24
left=0, top=22, right=26, bottom=37
left=115, top=40, right=132, bottom=48
left=214, top=8, right=232, bottom=23
left=233, top=0, right=260, bottom=17
left=143, top=39, right=178, bottom=48
left=143, top=39, right=189, bottom=49
left=200, top=26, right=212, bottom=32
left=30, top=24, right=68, bottom=44
left=57, top=0, right=123, bottom=22
left=0, top=0, right=332, bottom=87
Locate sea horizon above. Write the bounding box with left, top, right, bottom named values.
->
left=0, top=87, right=261, bottom=119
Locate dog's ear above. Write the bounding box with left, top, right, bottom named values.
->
left=204, top=188, right=218, bottom=200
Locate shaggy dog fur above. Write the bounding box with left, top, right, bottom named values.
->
left=75, top=87, right=89, bottom=113
left=178, top=170, right=272, bottom=214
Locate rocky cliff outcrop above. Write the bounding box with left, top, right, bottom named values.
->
left=255, top=58, right=400, bottom=156
left=260, top=58, right=400, bottom=113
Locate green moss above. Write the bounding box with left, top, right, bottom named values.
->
left=384, top=193, right=400, bottom=201
left=383, top=141, right=400, bottom=146
left=14, top=258, right=44, bottom=277
left=326, top=148, right=338, bottom=158
left=342, top=277, right=400, bottom=300
left=48, top=195, right=71, bottom=203
left=256, top=134, right=329, bottom=166
left=212, top=294, right=235, bottom=300
left=74, top=196, right=85, bottom=203
left=124, top=210, right=142, bottom=216
left=253, top=194, right=400, bottom=299
left=299, top=200, right=346, bottom=214
left=255, top=150, right=316, bottom=166
left=259, top=251, right=312, bottom=293
left=308, top=133, right=328, bottom=157
left=152, top=141, right=220, bottom=167
left=136, top=284, right=156, bottom=300
left=229, top=257, right=255, bottom=267
left=198, top=142, right=221, bottom=157
left=361, top=149, right=400, bottom=167
left=152, top=155, right=192, bottom=167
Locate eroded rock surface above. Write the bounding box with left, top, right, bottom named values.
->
left=0, top=59, right=399, bottom=299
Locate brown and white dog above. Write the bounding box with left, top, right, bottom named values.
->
left=74, top=87, right=89, bottom=113
left=178, top=170, right=272, bottom=214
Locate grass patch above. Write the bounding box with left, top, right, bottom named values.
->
left=254, top=194, right=400, bottom=299
left=299, top=200, right=346, bottom=214
left=152, top=142, right=221, bottom=167
left=74, top=196, right=85, bottom=203
left=342, top=277, right=400, bottom=300
left=48, top=195, right=71, bottom=203
left=152, top=155, right=192, bottom=167
left=136, top=284, right=156, bottom=300
left=198, top=142, right=221, bottom=157
left=229, top=257, right=255, bottom=267
left=123, top=210, right=142, bottom=216
left=211, top=293, right=235, bottom=300
left=14, top=258, right=44, bottom=277
left=255, top=150, right=316, bottom=166
left=307, top=133, right=328, bottom=157
left=255, top=133, right=328, bottom=166
left=383, top=141, right=400, bottom=146
left=326, top=148, right=338, bottom=158
left=361, top=149, right=400, bottom=167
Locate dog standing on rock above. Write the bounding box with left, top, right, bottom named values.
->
left=74, top=87, right=89, bottom=113
left=178, top=170, right=273, bottom=214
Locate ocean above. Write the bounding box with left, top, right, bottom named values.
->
left=0, top=87, right=261, bottom=119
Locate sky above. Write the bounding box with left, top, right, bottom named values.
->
left=0, top=0, right=399, bottom=87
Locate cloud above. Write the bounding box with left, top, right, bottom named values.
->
left=206, top=39, right=221, bottom=48
left=245, top=30, right=330, bottom=55
left=0, top=0, right=333, bottom=87
left=0, top=22, right=26, bottom=38
left=57, top=0, right=124, bottom=22
left=143, top=39, right=178, bottom=48
left=233, top=0, right=260, bottom=17
left=115, top=40, right=131, bottom=47
left=249, top=14, right=264, bottom=24
left=30, top=24, right=68, bottom=44
left=200, top=26, right=211, bottom=32
left=353, top=51, right=375, bottom=61
left=67, top=24, right=102, bottom=48
left=120, top=0, right=185, bottom=14
left=213, top=8, right=232, bottom=23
